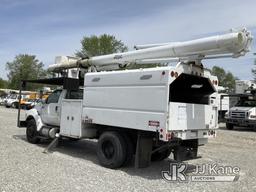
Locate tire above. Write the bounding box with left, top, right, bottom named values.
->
left=97, top=131, right=127, bottom=169
left=26, top=119, right=40, bottom=144
left=226, top=123, right=234, bottom=130
left=151, top=148, right=172, bottom=161
left=11, top=102, right=18, bottom=109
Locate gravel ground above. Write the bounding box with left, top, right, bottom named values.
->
left=0, top=106, right=256, bottom=192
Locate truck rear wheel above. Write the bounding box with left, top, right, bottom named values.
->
left=26, top=119, right=40, bottom=144
left=226, top=123, right=234, bottom=130
left=97, top=131, right=127, bottom=169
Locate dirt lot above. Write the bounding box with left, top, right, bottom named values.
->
left=0, top=106, right=255, bottom=192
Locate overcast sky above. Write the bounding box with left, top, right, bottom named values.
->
left=0, top=0, right=256, bottom=80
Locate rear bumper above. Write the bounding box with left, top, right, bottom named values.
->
left=226, top=118, right=256, bottom=126
left=174, top=129, right=216, bottom=140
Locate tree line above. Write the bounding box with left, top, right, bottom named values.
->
left=0, top=34, right=246, bottom=92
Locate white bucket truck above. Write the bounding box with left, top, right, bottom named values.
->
left=18, top=29, right=252, bottom=168
left=225, top=80, right=256, bottom=130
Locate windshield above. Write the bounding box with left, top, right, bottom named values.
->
left=10, top=95, right=17, bottom=99
left=235, top=99, right=256, bottom=107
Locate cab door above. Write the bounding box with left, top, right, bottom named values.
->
left=41, top=90, right=63, bottom=126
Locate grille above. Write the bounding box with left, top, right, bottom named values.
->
left=230, top=111, right=246, bottom=119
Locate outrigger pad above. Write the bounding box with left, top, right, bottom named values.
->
left=43, top=137, right=60, bottom=154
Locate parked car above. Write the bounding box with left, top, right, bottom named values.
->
left=5, top=94, right=28, bottom=108
left=0, top=96, right=6, bottom=105
left=5, top=94, right=19, bottom=108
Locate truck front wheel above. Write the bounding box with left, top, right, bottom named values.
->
left=97, top=131, right=127, bottom=169
left=26, top=119, right=40, bottom=144
left=226, top=123, right=234, bottom=130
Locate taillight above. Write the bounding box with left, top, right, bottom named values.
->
left=170, top=71, right=179, bottom=78
left=170, top=71, right=175, bottom=77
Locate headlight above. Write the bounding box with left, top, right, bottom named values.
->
left=224, top=111, right=229, bottom=118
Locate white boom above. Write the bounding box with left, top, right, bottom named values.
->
left=48, top=28, right=253, bottom=72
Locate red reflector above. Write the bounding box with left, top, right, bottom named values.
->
left=167, top=132, right=174, bottom=140
left=148, top=121, right=160, bottom=127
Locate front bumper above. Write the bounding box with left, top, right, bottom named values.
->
left=5, top=102, right=12, bottom=107
left=226, top=118, right=256, bottom=126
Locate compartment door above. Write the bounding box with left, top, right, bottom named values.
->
left=70, top=101, right=82, bottom=137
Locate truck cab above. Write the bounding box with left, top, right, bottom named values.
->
left=225, top=95, right=256, bottom=130
left=35, top=89, right=83, bottom=126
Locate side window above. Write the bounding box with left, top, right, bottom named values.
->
left=66, top=89, right=83, bottom=99
left=46, top=90, right=61, bottom=104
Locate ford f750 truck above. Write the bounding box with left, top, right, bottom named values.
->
left=18, top=29, right=252, bottom=168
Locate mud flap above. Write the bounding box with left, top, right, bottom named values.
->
left=135, top=132, right=153, bottom=168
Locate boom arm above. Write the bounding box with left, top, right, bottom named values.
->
left=48, top=28, right=253, bottom=72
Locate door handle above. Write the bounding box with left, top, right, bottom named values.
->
left=71, top=116, right=74, bottom=121
left=55, top=106, right=58, bottom=111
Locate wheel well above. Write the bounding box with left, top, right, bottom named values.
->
left=96, top=126, right=138, bottom=141
left=26, top=116, right=35, bottom=123
left=95, top=126, right=157, bottom=152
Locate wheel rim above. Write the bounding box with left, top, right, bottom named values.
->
left=102, top=140, right=115, bottom=159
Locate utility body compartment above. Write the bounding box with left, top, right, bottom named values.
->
left=83, top=68, right=169, bottom=134
left=60, top=99, right=84, bottom=138
left=82, top=66, right=217, bottom=141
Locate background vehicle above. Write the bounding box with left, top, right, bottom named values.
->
left=0, top=96, right=6, bottom=105
left=6, top=94, right=31, bottom=108
left=225, top=80, right=256, bottom=130
left=235, top=80, right=256, bottom=94
left=225, top=94, right=256, bottom=130
left=5, top=94, right=19, bottom=108
left=217, top=93, right=238, bottom=122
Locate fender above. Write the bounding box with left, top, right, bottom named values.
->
left=26, top=109, right=44, bottom=131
